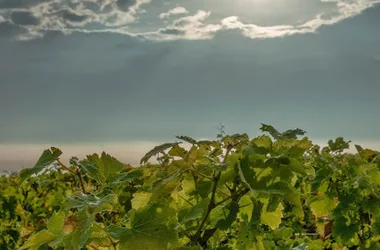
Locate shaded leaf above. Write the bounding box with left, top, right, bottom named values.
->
left=80, top=214, right=95, bottom=248
left=19, top=147, right=62, bottom=185
left=140, top=142, right=178, bottom=164
left=176, top=135, right=197, bottom=144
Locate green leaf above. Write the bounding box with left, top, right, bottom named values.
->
left=261, top=198, right=284, bottom=230
left=118, top=168, right=143, bottom=182
left=260, top=124, right=306, bottom=140
left=108, top=225, right=127, bottom=241
left=140, top=142, right=178, bottom=164
left=119, top=204, right=179, bottom=250
left=281, top=128, right=306, bottom=139
left=80, top=214, right=95, bottom=248
left=288, top=158, right=307, bottom=175
left=19, top=147, right=62, bottom=185
left=332, top=204, right=360, bottom=245
left=176, top=135, right=197, bottom=144
left=355, top=145, right=379, bottom=162
left=81, top=152, right=125, bottom=184
left=131, top=191, right=152, bottom=210
left=274, top=227, right=293, bottom=239
left=65, top=193, right=118, bottom=216
left=215, top=202, right=239, bottom=230
left=309, top=196, right=336, bottom=218
left=190, top=180, right=212, bottom=199
left=237, top=157, right=258, bottom=195
left=19, top=230, right=56, bottom=250
left=265, top=181, right=303, bottom=216
left=267, top=195, right=282, bottom=213
left=62, top=229, right=81, bottom=250
left=47, top=210, right=65, bottom=235
left=179, top=199, right=208, bottom=223
left=150, top=172, right=180, bottom=203
left=260, top=124, right=282, bottom=139
left=235, top=214, right=264, bottom=250
left=168, top=144, right=187, bottom=158
left=327, top=137, right=351, bottom=152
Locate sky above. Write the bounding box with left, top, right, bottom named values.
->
left=1, top=0, right=380, bottom=171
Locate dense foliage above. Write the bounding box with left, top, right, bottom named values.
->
left=1, top=124, right=380, bottom=250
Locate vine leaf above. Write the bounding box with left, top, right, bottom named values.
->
left=19, top=230, right=56, bottom=250
left=215, top=202, right=239, bottom=230
left=176, top=135, right=197, bottom=144
left=118, top=205, right=179, bottom=250
left=79, top=215, right=95, bottom=248
left=47, top=210, right=65, bottom=236
left=118, top=168, right=144, bottom=183
left=19, top=147, right=62, bottom=186
left=140, top=142, right=179, bottom=164
left=65, top=193, right=118, bottom=216
left=327, top=137, right=351, bottom=152
left=80, top=152, right=125, bottom=185
left=261, top=199, right=284, bottom=230
left=355, top=145, right=379, bottom=162
left=260, top=124, right=282, bottom=139
left=260, top=124, right=306, bottom=140
left=168, top=144, right=187, bottom=158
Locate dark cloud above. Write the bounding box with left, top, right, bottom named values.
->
left=58, top=9, right=90, bottom=23
left=10, top=11, right=40, bottom=26
left=116, top=0, right=137, bottom=12
left=0, top=21, right=27, bottom=39
left=0, top=0, right=49, bottom=9
left=159, top=28, right=185, bottom=35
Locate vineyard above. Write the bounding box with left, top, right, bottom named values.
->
left=1, top=124, right=380, bottom=250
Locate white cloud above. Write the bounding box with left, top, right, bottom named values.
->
left=0, top=0, right=379, bottom=41
left=159, top=6, right=188, bottom=19
left=142, top=10, right=221, bottom=40
left=220, top=0, right=380, bottom=39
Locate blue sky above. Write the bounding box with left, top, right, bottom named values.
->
left=1, top=0, right=380, bottom=170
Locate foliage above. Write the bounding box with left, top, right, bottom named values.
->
left=1, top=124, right=380, bottom=249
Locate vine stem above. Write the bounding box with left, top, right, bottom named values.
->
left=76, top=169, right=87, bottom=194
left=56, top=159, right=76, bottom=175
left=107, top=234, right=118, bottom=250
left=192, top=171, right=221, bottom=242
left=191, top=142, right=237, bottom=244
left=56, top=159, right=87, bottom=194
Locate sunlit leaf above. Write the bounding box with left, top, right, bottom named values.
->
left=19, top=230, right=56, bottom=250
left=47, top=210, right=65, bottom=235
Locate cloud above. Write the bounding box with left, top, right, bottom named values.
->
left=145, top=10, right=221, bottom=40
left=159, top=6, right=188, bottom=19
left=10, top=10, right=40, bottom=26
left=219, top=0, right=380, bottom=39
left=0, top=0, right=50, bottom=9
left=0, top=20, right=41, bottom=40
left=0, top=0, right=379, bottom=41
left=116, top=0, right=137, bottom=12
